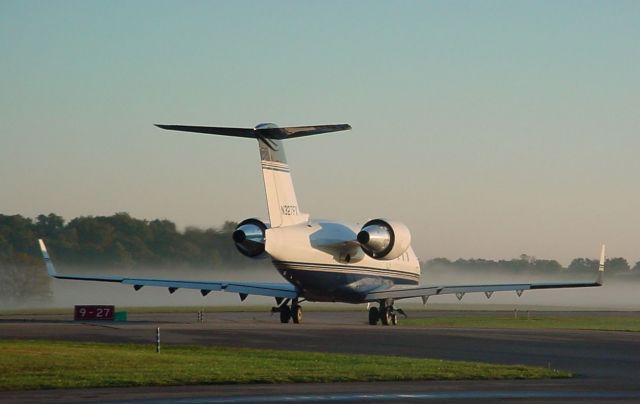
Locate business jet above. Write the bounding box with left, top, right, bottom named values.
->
left=38, top=123, right=606, bottom=325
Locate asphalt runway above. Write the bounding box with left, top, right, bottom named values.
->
left=1, top=309, right=640, bottom=403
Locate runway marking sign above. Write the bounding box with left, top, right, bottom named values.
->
left=74, top=305, right=115, bottom=321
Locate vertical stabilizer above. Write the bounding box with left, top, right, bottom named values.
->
left=257, top=127, right=308, bottom=227
left=155, top=121, right=351, bottom=228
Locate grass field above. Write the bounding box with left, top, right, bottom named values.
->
left=401, top=315, right=640, bottom=332
left=0, top=340, right=569, bottom=391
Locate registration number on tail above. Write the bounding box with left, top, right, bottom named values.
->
left=281, top=205, right=298, bottom=216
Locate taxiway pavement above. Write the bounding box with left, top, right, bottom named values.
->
left=1, top=310, right=639, bottom=403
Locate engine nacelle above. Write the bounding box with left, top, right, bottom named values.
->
left=357, top=219, right=411, bottom=260
left=232, top=218, right=269, bottom=258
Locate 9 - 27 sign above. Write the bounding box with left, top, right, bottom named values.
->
left=74, top=305, right=115, bottom=321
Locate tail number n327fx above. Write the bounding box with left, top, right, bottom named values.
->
left=38, top=122, right=606, bottom=326
left=280, top=205, right=298, bottom=216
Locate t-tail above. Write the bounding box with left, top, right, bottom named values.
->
left=155, top=122, right=351, bottom=227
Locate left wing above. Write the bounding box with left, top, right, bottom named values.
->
left=38, top=239, right=298, bottom=300
left=365, top=245, right=606, bottom=302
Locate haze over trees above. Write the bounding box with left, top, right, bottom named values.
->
left=0, top=212, right=251, bottom=305
left=0, top=212, right=638, bottom=304
left=424, top=256, right=634, bottom=279
left=1, top=212, right=251, bottom=270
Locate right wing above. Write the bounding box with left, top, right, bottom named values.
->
left=38, top=239, right=298, bottom=300
left=365, top=245, right=606, bottom=302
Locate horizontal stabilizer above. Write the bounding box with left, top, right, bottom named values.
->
left=155, top=125, right=254, bottom=138
left=264, top=124, right=352, bottom=139
left=155, top=123, right=351, bottom=140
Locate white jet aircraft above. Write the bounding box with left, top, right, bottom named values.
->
left=38, top=123, right=606, bottom=325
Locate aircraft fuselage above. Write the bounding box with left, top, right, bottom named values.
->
left=266, top=220, right=420, bottom=303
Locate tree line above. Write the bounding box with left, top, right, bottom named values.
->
left=0, top=212, right=254, bottom=305
left=0, top=212, right=253, bottom=270
left=0, top=212, right=638, bottom=304
left=422, top=254, right=638, bottom=278
left=2, top=212, right=639, bottom=272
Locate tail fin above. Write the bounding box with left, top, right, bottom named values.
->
left=257, top=135, right=306, bottom=227
left=156, top=122, right=351, bottom=227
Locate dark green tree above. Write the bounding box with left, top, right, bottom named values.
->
left=0, top=214, right=35, bottom=256
left=605, top=257, right=630, bottom=275
left=34, top=213, right=65, bottom=239
left=568, top=258, right=598, bottom=273
left=532, top=259, right=563, bottom=274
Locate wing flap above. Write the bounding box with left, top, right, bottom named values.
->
left=121, top=279, right=224, bottom=291
left=364, top=280, right=602, bottom=301
left=224, top=283, right=298, bottom=299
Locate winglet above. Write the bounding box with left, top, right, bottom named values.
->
left=597, top=244, right=606, bottom=285
left=38, top=239, right=58, bottom=277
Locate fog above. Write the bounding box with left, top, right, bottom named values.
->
left=28, top=265, right=638, bottom=311
left=45, top=266, right=282, bottom=308
left=421, top=268, right=639, bottom=310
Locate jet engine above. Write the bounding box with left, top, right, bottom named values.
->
left=232, top=218, right=269, bottom=258
left=357, top=219, right=411, bottom=260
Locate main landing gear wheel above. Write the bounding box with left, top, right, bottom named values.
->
left=381, top=307, right=393, bottom=326
left=368, top=306, right=379, bottom=325
left=279, top=305, right=291, bottom=323
left=391, top=312, right=398, bottom=326
left=292, top=305, right=303, bottom=324
left=370, top=300, right=401, bottom=326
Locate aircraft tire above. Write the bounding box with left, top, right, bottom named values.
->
left=391, top=312, right=398, bottom=326
left=280, top=305, right=291, bottom=323
left=292, top=305, right=303, bottom=324
left=368, top=306, right=379, bottom=325
left=381, top=307, right=392, bottom=326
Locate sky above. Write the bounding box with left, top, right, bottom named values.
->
left=1, top=1, right=639, bottom=265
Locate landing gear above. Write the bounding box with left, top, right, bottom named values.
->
left=279, top=304, right=291, bottom=323
left=368, top=306, right=379, bottom=325
left=368, top=300, right=404, bottom=326
left=292, top=304, right=303, bottom=324
left=274, top=298, right=303, bottom=324
left=380, top=306, right=392, bottom=325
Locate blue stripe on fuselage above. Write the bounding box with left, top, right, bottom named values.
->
left=272, top=260, right=418, bottom=303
